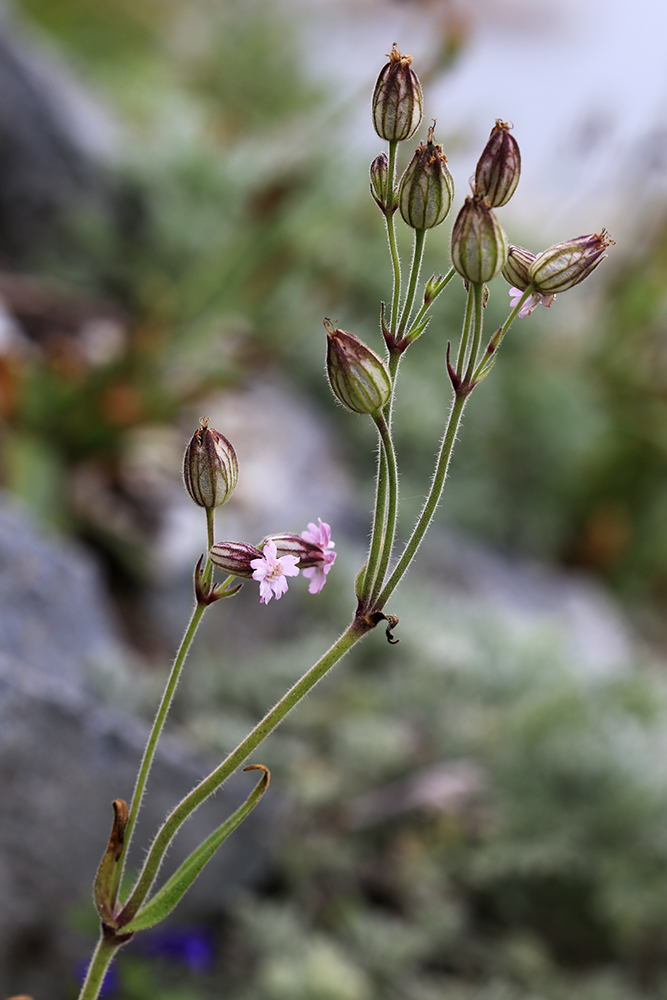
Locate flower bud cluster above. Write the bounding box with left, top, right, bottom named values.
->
left=210, top=519, right=337, bottom=603
left=372, top=43, right=423, bottom=142
left=450, top=121, right=522, bottom=284
left=502, top=232, right=613, bottom=316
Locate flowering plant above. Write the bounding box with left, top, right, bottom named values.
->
left=56, top=44, right=611, bottom=1000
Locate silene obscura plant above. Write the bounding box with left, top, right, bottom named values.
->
left=38, top=42, right=612, bottom=1000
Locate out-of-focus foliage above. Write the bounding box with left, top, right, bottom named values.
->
left=1, top=0, right=389, bottom=555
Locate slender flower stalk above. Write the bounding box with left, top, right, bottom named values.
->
left=368, top=411, right=399, bottom=608
left=385, top=141, right=402, bottom=333
left=109, top=599, right=207, bottom=906
left=397, top=228, right=427, bottom=338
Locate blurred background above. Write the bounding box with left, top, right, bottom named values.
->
left=4, top=0, right=667, bottom=997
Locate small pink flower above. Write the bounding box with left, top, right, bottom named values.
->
left=509, top=286, right=556, bottom=318
left=301, top=518, right=337, bottom=594
left=250, top=538, right=299, bottom=604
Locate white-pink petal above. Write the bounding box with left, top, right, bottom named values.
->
left=251, top=539, right=300, bottom=604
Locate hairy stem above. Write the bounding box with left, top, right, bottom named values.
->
left=385, top=141, right=401, bottom=333
left=77, top=933, right=120, bottom=1000
left=368, top=411, right=399, bottom=608
left=110, top=600, right=207, bottom=904
left=397, top=228, right=426, bottom=338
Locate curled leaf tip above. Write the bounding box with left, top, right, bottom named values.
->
left=244, top=763, right=271, bottom=785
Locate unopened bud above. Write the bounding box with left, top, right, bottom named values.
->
left=502, top=245, right=536, bottom=290
left=370, top=152, right=395, bottom=212
left=209, top=541, right=262, bottom=578
left=529, top=231, right=613, bottom=293
left=325, top=320, right=391, bottom=415
left=183, top=418, right=238, bottom=509
left=372, top=43, right=423, bottom=143
left=474, top=120, right=521, bottom=207
left=451, top=195, right=508, bottom=284
left=398, top=125, right=454, bottom=230
left=263, top=533, right=323, bottom=568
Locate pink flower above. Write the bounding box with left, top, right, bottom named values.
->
left=250, top=538, right=300, bottom=604
left=300, top=518, right=337, bottom=595
left=509, top=286, right=556, bottom=318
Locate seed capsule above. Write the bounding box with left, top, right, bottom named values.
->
left=502, top=244, right=536, bottom=290
left=209, top=541, right=262, bottom=578
left=474, top=120, right=521, bottom=208
left=451, top=195, right=508, bottom=284
left=372, top=43, right=423, bottom=143
left=529, top=231, right=613, bottom=293
left=398, top=125, right=454, bottom=230
left=183, top=418, right=238, bottom=509
left=325, top=320, right=391, bottom=415
left=370, top=152, right=395, bottom=212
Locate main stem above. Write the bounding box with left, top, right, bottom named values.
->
left=78, top=933, right=120, bottom=1000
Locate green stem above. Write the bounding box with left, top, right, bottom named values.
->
left=397, top=228, right=426, bottom=338
left=77, top=933, right=120, bottom=1000
left=119, top=619, right=368, bottom=925
left=110, top=600, right=207, bottom=904
left=385, top=141, right=401, bottom=333
left=368, top=411, right=399, bottom=608
left=377, top=389, right=468, bottom=609
left=455, top=285, right=475, bottom=378
left=463, top=282, right=484, bottom=385
left=359, top=439, right=389, bottom=606
left=360, top=345, right=403, bottom=606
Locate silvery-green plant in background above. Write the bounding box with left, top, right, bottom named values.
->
left=48, top=42, right=612, bottom=1000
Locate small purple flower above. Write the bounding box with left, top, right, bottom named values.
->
left=251, top=538, right=299, bottom=604
left=301, top=518, right=337, bottom=594
left=509, top=286, right=555, bottom=318
left=142, top=927, right=215, bottom=972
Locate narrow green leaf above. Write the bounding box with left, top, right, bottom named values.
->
left=405, top=315, right=432, bottom=344
left=473, top=356, right=497, bottom=384
left=119, top=766, right=269, bottom=934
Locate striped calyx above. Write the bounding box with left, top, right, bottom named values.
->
left=325, top=320, right=391, bottom=416
left=183, top=418, right=238, bottom=509
left=502, top=244, right=536, bottom=290
left=529, top=231, right=613, bottom=293
left=398, top=125, right=454, bottom=230
left=474, top=120, right=521, bottom=208
left=372, top=43, right=423, bottom=143
left=451, top=195, right=508, bottom=284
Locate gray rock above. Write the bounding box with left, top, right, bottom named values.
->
left=0, top=495, right=274, bottom=998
